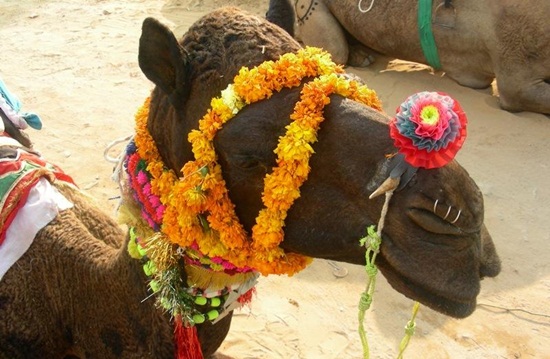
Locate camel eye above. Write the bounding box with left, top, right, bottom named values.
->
left=233, top=154, right=263, bottom=170
left=239, top=159, right=259, bottom=169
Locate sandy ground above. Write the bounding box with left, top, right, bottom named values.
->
left=1, top=0, right=549, bottom=358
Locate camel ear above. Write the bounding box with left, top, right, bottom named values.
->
left=138, top=17, right=189, bottom=104
left=266, top=0, right=295, bottom=36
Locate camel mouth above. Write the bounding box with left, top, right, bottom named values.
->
left=375, top=218, right=485, bottom=319
left=376, top=253, right=478, bottom=318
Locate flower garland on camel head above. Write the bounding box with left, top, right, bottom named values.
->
left=118, top=47, right=381, bottom=358
left=136, top=47, right=380, bottom=276
left=119, top=44, right=468, bottom=359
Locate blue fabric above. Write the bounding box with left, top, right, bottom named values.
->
left=0, top=78, right=42, bottom=130
left=21, top=113, right=42, bottom=130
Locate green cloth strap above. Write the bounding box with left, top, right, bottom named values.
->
left=418, top=0, right=442, bottom=70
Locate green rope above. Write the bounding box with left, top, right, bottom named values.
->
left=358, top=187, right=391, bottom=359
left=358, top=187, right=421, bottom=358
left=418, top=0, right=442, bottom=69
left=397, top=301, right=421, bottom=359
left=358, top=225, right=382, bottom=359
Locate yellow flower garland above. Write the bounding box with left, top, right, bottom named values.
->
left=134, top=47, right=381, bottom=276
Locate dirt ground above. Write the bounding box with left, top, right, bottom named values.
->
left=0, top=0, right=549, bottom=358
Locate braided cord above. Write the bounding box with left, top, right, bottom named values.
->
left=358, top=190, right=392, bottom=358
left=358, top=187, right=421, bottom=358
left=397, top=301, right=421, bottom=359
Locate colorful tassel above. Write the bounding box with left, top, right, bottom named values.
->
left=174, top=315, right=203, bottom=359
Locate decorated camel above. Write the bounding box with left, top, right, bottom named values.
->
left=288, top=0, right=550, bottom=115
left=0, top=6, right=500, bottom=359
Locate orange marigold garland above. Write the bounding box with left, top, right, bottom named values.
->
left=118, top=47, right=386, bottom=359
left=132, top=47, right=381, bottom=277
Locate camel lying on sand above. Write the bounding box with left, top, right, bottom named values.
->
left=0, top=6, right=500, bottom=358
left=287, top=0, right=550, bottom=115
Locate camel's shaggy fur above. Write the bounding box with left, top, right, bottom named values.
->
left=0, top=183, right=233, bottom=358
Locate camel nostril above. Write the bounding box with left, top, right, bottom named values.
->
left=450, top=209, right=462, bottom=224
left=408, top=208, right=463, bottom=236
left=433, top=199, right=463, bottom=226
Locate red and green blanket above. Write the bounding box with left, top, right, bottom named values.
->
left=0, top=148, right=74, bottom=245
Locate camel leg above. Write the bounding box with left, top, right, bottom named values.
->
left=346, top=38, right=376, bottom=67
left=444, top=70, right=494, bottom=90
left=294, top=0, right=349, bottom=65
left=495, top=73, right=550, bottom=114
left=491, top=4, right=550, bottom=114
left=492, top=41, right=550, bottom=114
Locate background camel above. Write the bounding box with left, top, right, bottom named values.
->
left=289, top=0, right=550, bottom=115
left=0, top=0, right=548, bottom=358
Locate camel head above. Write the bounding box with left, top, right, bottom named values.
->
left=211, top=91, right=501, bottom=318
left=135, top=7, right=500, bottom=321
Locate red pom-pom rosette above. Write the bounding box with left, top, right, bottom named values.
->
left=389, top=91, right=467, bottom=169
